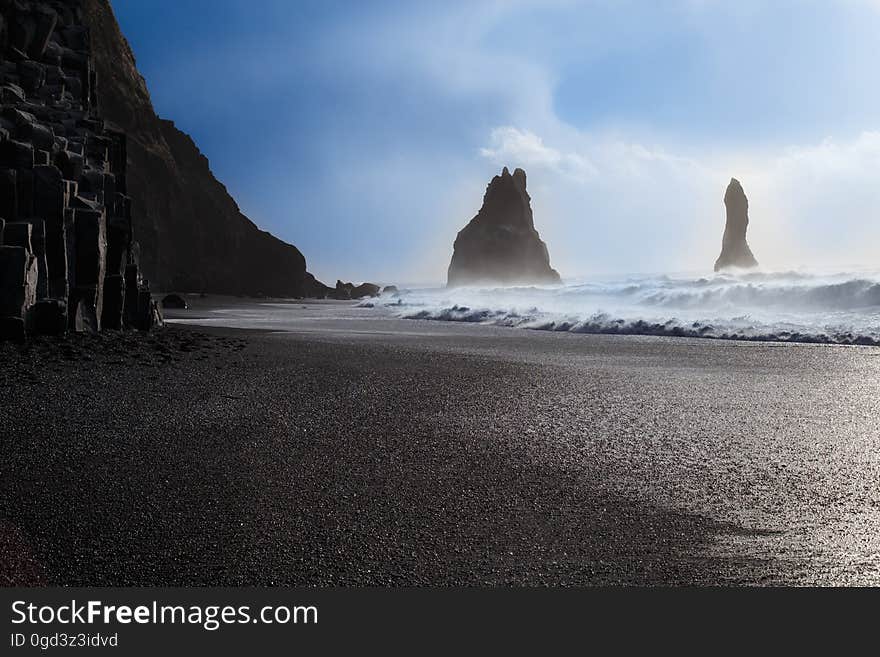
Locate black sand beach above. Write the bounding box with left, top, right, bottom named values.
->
left=1, top=301, right=879, bottom=586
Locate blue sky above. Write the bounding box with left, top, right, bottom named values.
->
left=111, top=0, right=880, bottom=284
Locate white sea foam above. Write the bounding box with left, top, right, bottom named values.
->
left=378, top=269, right=880, bottom=345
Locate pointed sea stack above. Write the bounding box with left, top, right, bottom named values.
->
left=714, top=178, right=758, bottom=272
left=447, top=167, right=560, bottom=286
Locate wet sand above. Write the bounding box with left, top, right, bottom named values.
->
left=1, top=300, right=879, bottom=585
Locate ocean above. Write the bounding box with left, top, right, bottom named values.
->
left=373, top=269, right=880, bottom=346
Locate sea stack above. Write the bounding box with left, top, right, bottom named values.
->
left=447, top=167, right=561, bottom=286
left=714, top=178, right=758, bottom=272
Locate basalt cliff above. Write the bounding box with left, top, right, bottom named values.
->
left=0, top=0, right=163, bottom=339
left=448, top=167, right=560, bottom=287
left=714, top=177, right=758, bottom=272
left=79, top=0, right=325, bottom=297
left=0, top=0, right=343, bottom=340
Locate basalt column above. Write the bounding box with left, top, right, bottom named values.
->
left=0, top=0, right=161, bottom=339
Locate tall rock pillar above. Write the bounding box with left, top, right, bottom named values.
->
left=714, top=178, right=758, bottom=272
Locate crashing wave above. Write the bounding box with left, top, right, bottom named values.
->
left=389, top=269, right=880, bottom=346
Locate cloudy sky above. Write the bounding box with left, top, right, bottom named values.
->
left=112, top=0, right=880, bottom=284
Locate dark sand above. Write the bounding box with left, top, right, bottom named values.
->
left=1, top=303, right=879, bottom=585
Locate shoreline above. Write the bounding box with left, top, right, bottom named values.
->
left=159, top=292, right=880, bottom=349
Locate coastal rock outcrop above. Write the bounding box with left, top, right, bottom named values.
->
left=330, top=280, right=381, bottom=300
left=0, top=0, right=160, bottom=339
left=714, top=178, right=758, bottom=272
left=80, top=0, right=326, bottom=297
left=161, top=293, right=186, bottom=309
left=447, top=167, right=560, bottom=286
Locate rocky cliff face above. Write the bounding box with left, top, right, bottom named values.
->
left=0, top=0, right=161, bottom=339
left=714, top=178, right=758, bottom=272
left=448, top=167, right=560, bottom=287
left=80, top=0, right=324, bottom=297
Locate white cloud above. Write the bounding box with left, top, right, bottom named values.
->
left=479, top=126, right=597, bottom=181
left=741, top=132, right=880, bottom=269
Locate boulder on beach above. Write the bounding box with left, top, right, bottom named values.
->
left=332, top=281, right=381, bottom=300
left=162, top=293, right=187, bottom=309
left=447, top=167, right=560, bottom=287
left=714, top=178, right=758, bottom=272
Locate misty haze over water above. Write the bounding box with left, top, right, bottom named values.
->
left=384, top=269, right=880, bottom=346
